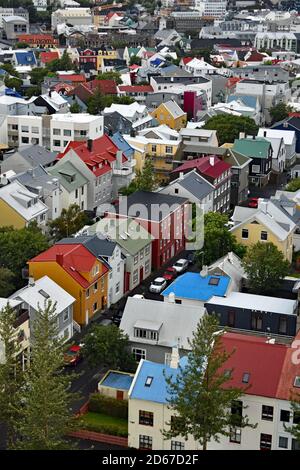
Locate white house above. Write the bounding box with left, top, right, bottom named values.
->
left=128, top=331, right=300, bottom=450
left=258, top=128, right=296, bottom=168
left=184, top=57, right=217, bottom=77
left=102, top=102, right=154, bottom=132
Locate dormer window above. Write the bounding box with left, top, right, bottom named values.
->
left=93, top=264, right=99, bottom=276
left=294, top=376, right=300, bottom=388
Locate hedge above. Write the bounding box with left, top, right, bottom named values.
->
left=80, top=413, right=128, bottom=437
left=89, top=393, right=128, bottom=419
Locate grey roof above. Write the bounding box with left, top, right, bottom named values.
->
left=15, top=145, right=57, bottom=167
left=175, top=170, right=214, bottom=199
left=48, top=160, right=88, bottom=192
left=116, top=190, right=188, bottom=222
left=9, top=165, right=59, bottom=194
left=183, top=143, right=226, bottom=156
left=56, top=234, right=117, bottom=258
left=163, top=100, right=186, bottom=118
left=120, top=296, right=206, bottom=350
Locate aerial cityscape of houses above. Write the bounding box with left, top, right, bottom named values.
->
left=1, top=0, right=300, bottom=454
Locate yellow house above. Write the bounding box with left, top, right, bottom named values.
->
left=231, top=201, right=295, bottom=263
left=28, top=243, right=109, bottom=326
left=0, top=180, right=48, bottom=230
left=97, top=48, right=118, bottom=70
left=151, top=100, right=187, bottom=131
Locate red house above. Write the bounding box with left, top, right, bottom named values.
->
left=110, top=191, right=189, bottom=269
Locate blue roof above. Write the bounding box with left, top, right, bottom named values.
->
left=0, top=68, right=7, bottom=75
left=5, top=88, right=22, bottom=98
left=111, top=132, right=134, bottom=160
left=100, top=371, right=133, bottom=391
left=130, top=357, right=188, bottom=404
left=15, top=51, right=37, bottom=66
left=227, top=94, right=257, bottom=109
left=150, top=58, right=164, bottom=67
left=162, top=272, right=230, bottom=302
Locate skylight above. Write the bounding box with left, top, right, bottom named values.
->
left=38, top=289, right=50, bottom=299
left=294, top=376, right=300, bottom=388
left=145, top=376, right=153, bottom=387
left=242, top=372, right=250, bottom=384
left=209, top=277, right=220, bottom=286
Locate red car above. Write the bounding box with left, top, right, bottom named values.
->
left=248, top=197, right=259, bottom=208
left=162, top=267, right=177, bottom=282
left=64, top=345, right=82, bottom=366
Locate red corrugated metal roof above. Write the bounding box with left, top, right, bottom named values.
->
left=173, top=156, right=231, bottom=179
left=40, top=51, right=59, bottom=64
left=118, top=85, right=153, bottom=93
left=30, top=244, right=108, bottom=288
left=58, top=74, right=86, bottom=83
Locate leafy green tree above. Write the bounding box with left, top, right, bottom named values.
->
left=242, top=242, right=290, bottom=294
left=14, top=301, right=77, bottom=450
left=0, top=267, right=15, bottom=297
left=285, top=396, right=300, bottom=444
left=30, top=67, right=48, bottom=86
left=270, top=103, right=292, bottom=124
left=0, top=63, right=19, bottom=78
left=97, top=71, right=122, bottom=85
left=4, top=76, right=23, bottom=92
left=15, top=42, right=29, bottom=49
left=83, top=324, right=136, bottom=371
left=286, top=178, right=300, bottom=192
left=129, top=55, right=141, bottom=66
left=0, top=303, right=24, bottom=448
left=24, top=86, right=40, bottom=98
left=203, top=115, right=259, bottom=145
left=47, top=204, right=89, bottom=241
left=196, top=212, right=245, bottom=266
left=135, top=156, right=156, bottom=191
left=163, top=314, right=256, bottom=450
left=70, top=102, right=81, bottom=113
left=47, top=50, right=73, bottom=72
left=87, top=89, right=104, bottom=114
left=0, top=223, right=49, bottom=288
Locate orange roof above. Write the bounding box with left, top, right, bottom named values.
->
left=40, top=51, right=59, bottom=64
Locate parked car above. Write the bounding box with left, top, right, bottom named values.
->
left=132, top=294, right=145, bottom=299
left=149, top=277, right=167, bottom=294
left=64, top=345, right=82, bottom=367
left=172, top=258, right=189, bottom=273
left=112, top=309, right=123, bottom=326
left=162, top=266, right=177, bottom=282
left=99, top=318, right=113, bottom=326
left=248, top=197, right=259, bottom=208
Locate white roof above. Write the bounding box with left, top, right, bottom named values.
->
left=163, top=100, right=186, bottom=118
left=139, top=124, right=180, bottom=140
left=0, top=95, right=34, bottom=106
left=51, top=113, right=101, bottom=123
left=186, top=57, right=216, bottom=70
left=0, top=297, right=22, bottom=311
left=120, top=297, right=206, bottom=350
left=41, top=91, right=68, bottom=109
left=258, top=128, right=295, bottom=145
left=102, top=102, right=147, bottom=118
left=3, top=15, right=27, bottom=23
left=0, top=180, right=48, bottom=221
left=11, top=276, right=75, bottom=314
left=208, top=292, right=297, bottom=315
left=180, top=128, right=215, bottom=138
left=186, top=121, right=205, bottom=129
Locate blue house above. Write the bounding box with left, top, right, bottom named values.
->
left=15, top=51, right=37, bottom=67
left=162, top=272, right=231, bottom=304
left=271, top=116, right=300, bottom=153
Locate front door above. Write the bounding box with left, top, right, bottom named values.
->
left=116, top=390, right=124, bottom=400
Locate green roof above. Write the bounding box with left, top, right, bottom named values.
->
left=232, top=138, right=271, bottom=159
left=48, top=161, right=88, bottom=192
left=87, top=218, right=152, bottom=255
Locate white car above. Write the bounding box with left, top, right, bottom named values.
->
left=133, top=294, right=145, bottom=299
left=149, top=277, right=167, bottom=294
left=172, top=258, right=189, bottom=273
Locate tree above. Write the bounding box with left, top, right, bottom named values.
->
left=15, top=42, right=29, bottom=49
left=0, top=224, right=49, bottom=289
left=87, top=89, right=105, bottom=115
left=0, top=63, right=19, bottom=77
left=14, top=302, right=77, bottom=450
left=47, top=50, right=73, bottom=72
left=203, top=115, right=259, bottom=145
left=129, top=55, right=141, bottom=66
left=97, top=71, right=122, bottom=85
left=0, top=267, right=15, bottom=297
left=270, top=103, right=292, bottom=124
left=83, top=324, right=136, bottom=371
left=135, top=156, right=157, bottom=192
left=24, top=86, right=40, bottom=98
left=242, top=242, right=290, bottom=294
left=196, top=212, right=245, bottom=266
left=70, top=102, right=81, bottom=113
left=163, top=314, right=256, bottom=450
left=286, top=178, right=300, bottom=192
left=47, top=204, right=89, bottom=241
left=0, top=303, right=24, bottom=448
left=30, top=67, right=48, bottom=86
left=285, top=395, right=300, bottom=444
left=4, top=76, right=23, bottom=92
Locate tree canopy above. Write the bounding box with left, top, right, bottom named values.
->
left=242, top=242, right=290, bottom=294
left=87, top=90, right=134, bottom=114
left=163, top=314, right=256, bottom=450
left=47, top=204, right=89, bottom=241
left=286, top=178, right=300, bottom=192
left=270, top=103, right=292, bottom=124
left=97, top=71, right=122, bottom=85
left=120, top=157, right=157, bottom=195
left=203, top=115, right=259, bottom=145
left=47, top=50, right=73, bottom=72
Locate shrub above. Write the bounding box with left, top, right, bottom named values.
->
left=82, top=420, right=128, bottom=437
left=89, top=393, right=128, bottom=419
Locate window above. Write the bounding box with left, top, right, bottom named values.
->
left=64, top=129, right=71, bottom=136
left=63, top=328, right=69, bottom=340
left=94, top=282, right=98, bottom=292
left=139, top=435, right=152, bottom=450
left=32, top=126, right=39, bottom=134
left=86, top=289, right=90, bottom=299
left=115, top=282, right=120, bottom=294
left=139, top=410, right=153, bottom=426
left=53, top=140, right=61, bottom=147
left=53, top=128, right=61, bottom=135
left=133, top=269, right=138, bottom=285
left=292, top=439, right=300, bottom=450
left=145, top=260, right=150, bottom=275
left=93, top=302, right=98, bottom=312
left=132, top=348, right=146, bottom=361
left=171, top=441, right=185, bottom=450
left=134, top=328, right=158, bottom=341
left=228, top=310, right=235, bottom=328
left=294, top=376, right=300, bottom=388
left=63, top=309, right=69, bottom=322
left=140, top=249, right=144, bottom=260
left=242, top=372, right=250, bottom=384
left=261, top=231, right=268, bottom=241
left=242, top=229, right=248, bottom=239
left=262, top=405, right=274, bottom=421
left=166, top=146, right=172, bottom=154
left=134, top=255, right=138, bottom=265
left=21, top=125, right=29, bottom=132
left=208, top=277, right=220, bottom=286
left=75, top=189, right=78, bottom=199
left=279, top=436, right=288, bottom=449
left=260, top=433, right=272, bottom=450
left=280, top=410, right=290, bottom=422
left=279, top=316, right=287, bottom=335
left=174, top=188, right=179, bottom=194
left=251, top=312, right=263, bottom=331
left=22, top=137, right=29, bottom=144
left=293, top=411, right=300, bottom=425
left=152, top=145, right=157, bottom=153
left=229, top=427, right=241, bottom=444
left=93, top=264, right=99, bottom=276
left=252, top=164, right=260, bottom=173
left=81, top=186, right=84, bottom=195
left=165, top=352, right=172, bottom=366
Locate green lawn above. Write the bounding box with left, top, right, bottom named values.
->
left=80, top=412, right=128, bottom=437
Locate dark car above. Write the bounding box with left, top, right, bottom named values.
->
left=64, top=345, right=82, bottom=367
left=186, top=252, right=196, bottom=265
left=112, top=309, right=123, bottom=326
left=162, top=266, right=177, bottom=282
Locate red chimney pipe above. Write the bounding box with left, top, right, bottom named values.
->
left=56, top=253, right=64, bottom=265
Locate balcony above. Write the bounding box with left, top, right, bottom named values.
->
left=113, top=167, right=132, bottom=176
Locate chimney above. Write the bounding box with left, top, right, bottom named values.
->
left=200, top=265, right=208, bottom=277
left=170, top=346, right=180, bottom=369
left=283, top=121, right=288, bottom=128
left=56, top=253, right=64, bottom=265
left=168, top=292, right=175, bottom=303
left=258, top=198, right=267, bottom=213
left=28, top=277, right=35, bottom=287
left=87, top=139, right=93, bottom=152
left=252, top=135, right=255, bottom=140
left=263, top=130, right=267, bottom=137
left=209, top=156, right=215, bottom=167
left=116, top=150, right=122, bottom=169
left=239, top=132, right=245, bottom=139
left=179, top=171, right=184, bottom=180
